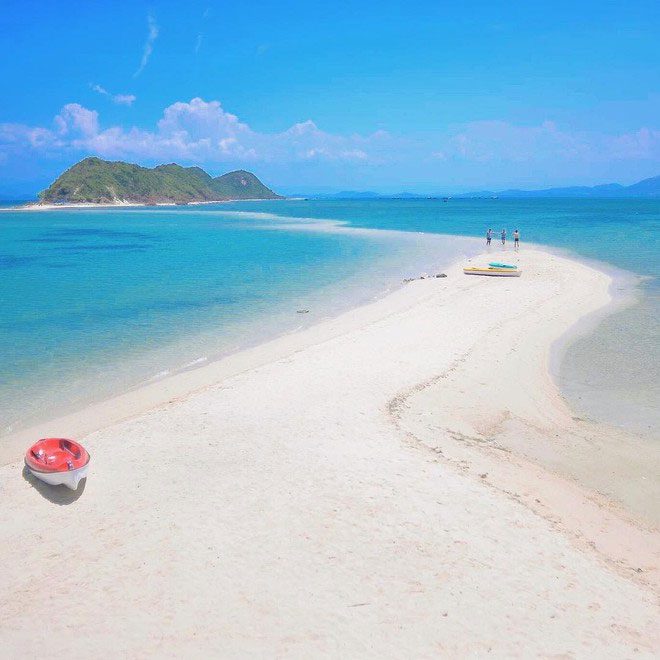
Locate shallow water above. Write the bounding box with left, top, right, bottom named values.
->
left=558, top=278, right=659, bottom=436
left=229, top=198, right=660, bottom=438
left=0, top=198, right=657, bottom=440
left=0, top=205, right=478, bottom=434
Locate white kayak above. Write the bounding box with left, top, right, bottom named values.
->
left=27, top=463, right=90, bottom=490
left=464, top=267, right=522, bottom=277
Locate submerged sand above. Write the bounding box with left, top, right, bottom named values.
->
left=0, top=248, right=658, bottom=656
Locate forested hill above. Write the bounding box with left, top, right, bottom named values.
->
left=38, top=158, right=282, bottom=204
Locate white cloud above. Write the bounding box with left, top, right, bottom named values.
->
left=1, top=99, right=656, bottom=179
left=114, top=94, right=137, bottom=107
left=0, top=123, right=56, bottom=149
left=55, top=104, right=99, bottom=138
left=607, top=127, right=660, bottom=160
left=0, top=98, right=390, bottom=165
left=194, top=8, right=210, bottom=54
left=433, top=120, right=660, bottom=165
left=134, top=14, right=159, bottom=78
left=273, top=120, right=388, bottom=163
left=91, top=84, right=136, bottom=106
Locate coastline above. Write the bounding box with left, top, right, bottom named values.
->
left=0, top=223, right=481, bottom=442
left=0, top=234, right=472, bottom=463
left=11, top=197, right=286, bottom=211
left=1, top=247, right=658, bottom=655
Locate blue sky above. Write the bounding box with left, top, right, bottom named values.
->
left=1, top=0, right=658, bottom=195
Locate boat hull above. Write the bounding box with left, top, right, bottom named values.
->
left=26, top=463, right=89, bottom=490
left=24, top=438, right=91, bottom=490
left=464, top=268, right=522, bottom=277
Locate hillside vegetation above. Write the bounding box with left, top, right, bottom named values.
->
left=39, top=158, right=282, bottom=204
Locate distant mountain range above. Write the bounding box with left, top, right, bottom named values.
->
left=36, top=157, right=281, bottom=205
left=298, top=174, right=660, bottom=200
left=456, top=174, right=660, bottom=199
left=15, top=163, right=660, bottom=205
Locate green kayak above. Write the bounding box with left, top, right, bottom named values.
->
left=488, top=262, right=517, bottom=269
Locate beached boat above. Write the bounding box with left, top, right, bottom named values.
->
left=488, top=262, right=517, bottom=269
left=24, top=438, right=90, bottom=490
left=464, top=266, right=522, bottom=277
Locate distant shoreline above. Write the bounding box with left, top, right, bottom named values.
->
left=12, top=197, right=289, bottom=211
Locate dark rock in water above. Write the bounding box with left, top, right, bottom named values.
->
left=296, top=309, right=309, bottom=314
left=435, top=273, right=447, bottom=278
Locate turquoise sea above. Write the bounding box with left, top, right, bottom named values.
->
left=1, top=199, right=658, bottom=440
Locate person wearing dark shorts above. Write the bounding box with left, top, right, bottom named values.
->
left=501, top=228, right=506, bottom=245
left=486, top=228, right=492, bottom=246
left=513, top=229, right=520, bottom=250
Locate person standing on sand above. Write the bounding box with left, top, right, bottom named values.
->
left=486, top=228, right=492, bottom=246
left=501, top=229, right=506, bottom=246
left=513, top=229, right=520, bottom=250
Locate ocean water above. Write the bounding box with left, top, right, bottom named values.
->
left=1, top=198, right=658, bottom=440
left=0, top=204, right=478, bottom=435
left=228, top=198, right=660, bottom=435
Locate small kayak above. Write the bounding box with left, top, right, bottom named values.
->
left=488, top=262, right=517, bottom=269
left=464, top=267, right=522, bottom=277
left=25, top=438, right=90, bottom=490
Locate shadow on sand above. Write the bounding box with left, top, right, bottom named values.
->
left=22, top=465, right=87, bottom=504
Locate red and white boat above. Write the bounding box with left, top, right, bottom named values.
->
left=25, top=438, right=90, bottom=490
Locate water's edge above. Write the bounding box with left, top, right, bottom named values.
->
left=2, top=199, right=656, bottom=446
left=1, top=242, right=637, bottom=469
left=0, top=228, right=483, bottom=446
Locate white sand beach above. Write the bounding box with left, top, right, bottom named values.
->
left=15, top=201, right=184, bottom=210
left=1, top=248, right=658, bottom=657
left=12, top=198, right=282, bottom=211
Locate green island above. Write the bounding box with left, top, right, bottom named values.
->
left=38, top=157, right=282, bottom=205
